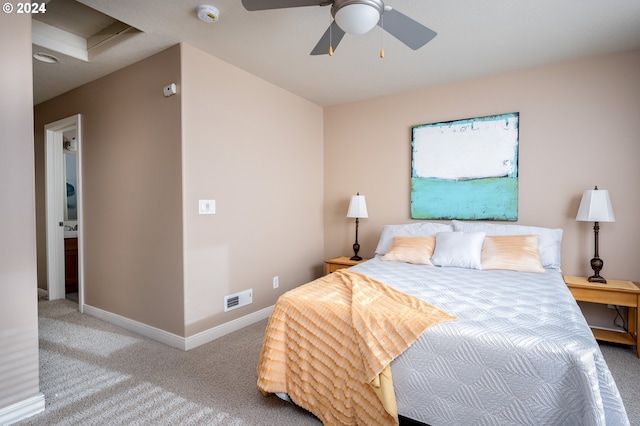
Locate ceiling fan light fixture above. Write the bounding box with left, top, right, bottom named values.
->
left=332, top=0, right=383, bottom=36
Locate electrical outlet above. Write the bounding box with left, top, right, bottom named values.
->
left=273, top=276, right=279, bottom=289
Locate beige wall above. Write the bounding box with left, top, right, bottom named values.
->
left=180, top=44, right=324, bottom=336
left=324, top=49, right=640, bottom=282
left=35, top=45, right=185, bottom=335
left=34, top=43, right=325, bottom=339
left=0, top=12, right=42, bottom=418
left=29, top=38, right=640, bottom=348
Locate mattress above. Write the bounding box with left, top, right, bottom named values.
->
left=350, top=257, right=629, bottom=425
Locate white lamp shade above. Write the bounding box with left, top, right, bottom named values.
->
left=334, top=3, right=380, bottom=35
left=576, top=189, right=615, bottom=222
left=347, top=194, right=368, bottom=218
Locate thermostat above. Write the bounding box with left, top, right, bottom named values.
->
left=163, top=83, right=177, bottom=97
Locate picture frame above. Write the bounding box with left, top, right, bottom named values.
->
left=411, top=112, right=519, bottom=220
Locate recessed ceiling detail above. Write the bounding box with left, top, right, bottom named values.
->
left=32, top=0, right=141, bottom=62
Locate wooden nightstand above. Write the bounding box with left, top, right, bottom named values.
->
left=564, top=275, right=640, bottom=357
left=324, top=256, right=369, bottom=275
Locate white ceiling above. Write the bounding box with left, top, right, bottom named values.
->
left=32, top=0, right=640, bottom=107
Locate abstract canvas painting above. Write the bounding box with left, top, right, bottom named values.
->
left=411, top=112, right=519, bottom=220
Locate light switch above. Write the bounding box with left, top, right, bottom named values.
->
left=199, top=200, right=215, bottom=215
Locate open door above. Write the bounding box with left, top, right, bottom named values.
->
left=45, top=114, right=83, bottom=311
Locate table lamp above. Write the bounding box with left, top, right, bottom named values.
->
left=576, top=186, right=615, bottom=283
left=346, top=193, right=368, bottom=261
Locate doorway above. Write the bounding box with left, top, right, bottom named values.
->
left=45, top=114, right=83, bottom=312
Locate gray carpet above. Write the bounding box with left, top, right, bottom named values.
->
left=599, top=341, right=640, bottom=424
left=16, top=299, right=640, bottom=425
left=18, top=299, right=319, bottom=426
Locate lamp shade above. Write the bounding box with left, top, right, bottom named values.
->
left=333, top=2, right=381, bottom=35
left=576, top=188, right=615, bottom=222
left=347, top=194, right=368, bottom=218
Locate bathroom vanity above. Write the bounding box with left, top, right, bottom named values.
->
left=64, top=236, right=78, bottom=294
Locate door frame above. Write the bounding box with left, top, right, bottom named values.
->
left=45, top=114, right=84, bottom=311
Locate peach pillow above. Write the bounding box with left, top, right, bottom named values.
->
left=381, top=236, right=436, bottom=265
left=481, top=235, right=546, bottom=273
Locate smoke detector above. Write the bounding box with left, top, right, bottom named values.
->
left=197, top=5, right=219, bottom=23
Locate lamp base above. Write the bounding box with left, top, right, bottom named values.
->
left=588, top=275, right=607, bottom=284
left=588, top=256, right=606, bottom=283
left=351, top=242, right=361, bottom=262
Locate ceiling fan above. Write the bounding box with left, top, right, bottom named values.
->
left=241, top=0, right=437, bottom=56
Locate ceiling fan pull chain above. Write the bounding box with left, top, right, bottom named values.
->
left=380, top=14, right=385, bottom=58
left=329, top=14, right=334, bottom=56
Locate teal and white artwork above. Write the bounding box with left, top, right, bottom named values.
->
left=411, top=112, right=519, bottom=220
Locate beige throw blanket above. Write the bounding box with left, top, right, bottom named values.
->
left=257, top=269, right=457, bottom=425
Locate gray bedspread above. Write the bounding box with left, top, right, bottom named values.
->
left=352, top=257, right=629, bottom=426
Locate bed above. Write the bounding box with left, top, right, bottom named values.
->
left=257, top=221, right=629, bottom=425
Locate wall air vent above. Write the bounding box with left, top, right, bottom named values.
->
left=224, top=289, right=252, bottom=312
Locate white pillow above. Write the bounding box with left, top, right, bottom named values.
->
left=451, top=220, right=563, bottom=271
left=431, top=231, right=486, bottom=270
left=375, top=222, right=453, bottom=255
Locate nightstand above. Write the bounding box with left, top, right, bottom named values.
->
left=324, top=256, right=369, bottom=275
left=564, top=275, right=640, bottom=357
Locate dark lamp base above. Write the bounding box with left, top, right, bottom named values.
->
left=351, top=241, right=361, bottom=262
left=589, top=256, right=606, bottom=283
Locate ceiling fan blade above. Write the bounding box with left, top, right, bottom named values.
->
left=242, top=0, right=326, bottom=11
left=378, top=8, right=437, bottom=50
left=310, top=21, right=346, bottom=55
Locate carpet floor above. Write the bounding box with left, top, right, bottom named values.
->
left=15, top=299, right=640, bottom=425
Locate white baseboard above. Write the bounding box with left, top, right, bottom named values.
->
left=185, top=306, right=273, bottom=350
left=83, top=304, right=273, bottom=351
left=37, top=288, right=48, bottom=299
left=0, top=393, right=45, bottom=425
